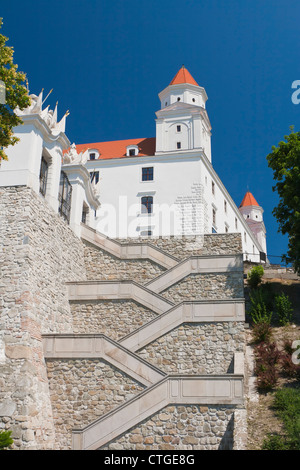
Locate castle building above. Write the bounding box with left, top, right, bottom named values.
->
left=62, top=66, right=267, bottom=263
left=0, top=67, right=261, bottom=450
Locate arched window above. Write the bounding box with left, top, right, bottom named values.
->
left=58, top=171, right=72, bottom=223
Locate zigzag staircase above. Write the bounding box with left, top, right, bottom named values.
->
left=42, top=224, right=245, bottom=450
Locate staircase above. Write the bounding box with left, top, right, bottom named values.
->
left=42, top=224, right=246, bottom=450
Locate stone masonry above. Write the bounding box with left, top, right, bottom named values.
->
left=0, top=186, right=246, bottom=450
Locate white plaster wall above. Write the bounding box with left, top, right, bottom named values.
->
left=86, top=153, right=267, bottom=262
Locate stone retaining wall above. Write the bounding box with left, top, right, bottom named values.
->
left=83, top=240, right=166, bottom=284
left=46, top=358, right=145, bottom=450
left=70, top=299, right=158, bottom=339
left=161, top=273, right=244, bottom=303
left=101, top=404, right=235, bottom=450
left=137, top=322, right=245, bottom=375
left=117, top=233, right=242, bottom=260
left=0, top=186, right=86, bottom=449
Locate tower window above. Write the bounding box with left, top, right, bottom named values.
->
left=141, top=196, right=153, bottom=214
left=224, top=200, right=227, bottom=213
left=212, top=181, right=215, bottom=195
left=142, top=167, right=154, bottom=181
left=235, top=217, right=238, bottom=229
left=177, top=97, right=181, bottom=101
left=192, top=98, right=195, bottom=102
left=39, top=157, right=49, bottom=197
left=177, top=142, right=181, bottom=149
left=177, top=125, right=181, bottom=132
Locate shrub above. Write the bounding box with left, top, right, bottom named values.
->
left=247, top=265, right=264, bottom=289
left=252, top=321, right=273, bottom=343
left=248, top=288, right=272, bottom=325
left=254, top=342, right=281, bottom=391
left=0, top=430, right=13, bottom=449
left=274, top=292, right=293, bottom=325
left=279, top=340, right=300, bottom=378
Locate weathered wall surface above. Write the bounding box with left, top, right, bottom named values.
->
left=101, top=404, right=235, bottom=450
left=0, top=188, right=245, bottom=450
left=83, top=240, right=166, bottom=284
left=137, top=322, right=245, bottom=375
left=0, top=186, right=86, bottom=449
left=117, top=233, right=242, bottom=260
left=46, top=359, right=145, bottom=450
left=161, top=272, right=244, bottom=304
left=70, top=299, right=157, bottom=339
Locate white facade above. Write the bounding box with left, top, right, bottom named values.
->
left=0, top=91, right=100, bottom=238
left=1, top=68, right=267, bottom=262
left=79, top=67, right=267, bottom=263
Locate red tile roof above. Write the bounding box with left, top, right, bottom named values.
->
left=72, top=137, right=156, bottom=160
left=239, top=191, right=260, bottom=208
left=169, top=66, right=199, bottom=87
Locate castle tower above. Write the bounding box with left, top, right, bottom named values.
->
left=239, top=191, right=267, bottom=257
left=155, top=66, right=212, bottom=161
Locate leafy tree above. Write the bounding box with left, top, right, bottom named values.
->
left=267, top=127, right=300, bottom=274
left=0, top=18, right=30, bottom=161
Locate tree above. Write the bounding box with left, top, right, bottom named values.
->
left=267, top=127, right=300, bottom=274
left=0, top=18, right=30, bottom=161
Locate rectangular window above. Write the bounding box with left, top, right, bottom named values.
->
left=212, top=207, right=216, bottom=225
left=90, top=171, right=99, bottom=184
left=39, top=157, right=48, bottom=197
left=177, top=125, right=181, bottom=132
left=58, top=171, right=72, bottom=223
left=89, top=153, right=96, bottom=160
left=177, top=142, right=181, bottom=149
left=142, top=167, right=154, bottom=181
left=82, top=206, right=89, bottom=224
left=141, top=196, right=153, bottom=214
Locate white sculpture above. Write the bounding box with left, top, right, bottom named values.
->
left=63, top=143, right=88, bottom=165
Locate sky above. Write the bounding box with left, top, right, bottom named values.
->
left=1, top=0, right=300, bottom=265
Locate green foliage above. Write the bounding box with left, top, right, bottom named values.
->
left=247, top=265, right=264, bottom=289
left=254, top=342, right=281, bottom=391
left=266, top=127, right=300, bottom=275
left=0, top=430, right=13, bottom=449
left=274, top=292, right=293, bottom=325
left=263, top=387, right=300, bottom=450
left=248, top=288, right=273, bottom=325
left=0, top=18, right=30, bottom=161
left=252, top=321, right=273, bottom=343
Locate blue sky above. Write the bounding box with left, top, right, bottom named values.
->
left=2, top=0, right=300, bottom=264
